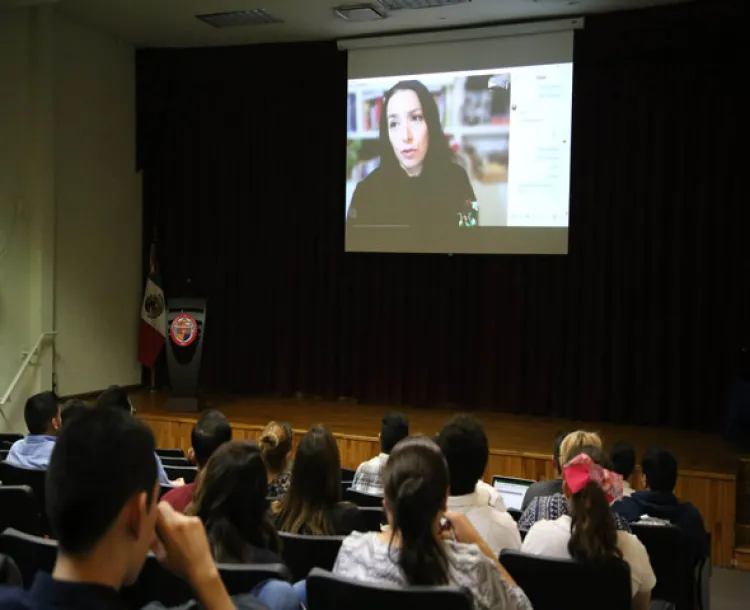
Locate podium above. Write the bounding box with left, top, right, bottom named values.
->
left=165, top=298, right=206, bottom=413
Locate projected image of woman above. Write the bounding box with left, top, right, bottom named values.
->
left=347, top=80, right=476, bottom=229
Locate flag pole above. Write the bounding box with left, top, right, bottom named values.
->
left=149, top=366, right=157, bottom=394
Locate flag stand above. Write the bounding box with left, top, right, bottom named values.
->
left=149, top=367, right=158, bottom=394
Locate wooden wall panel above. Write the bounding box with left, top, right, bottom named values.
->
left=141, top=414, right=736, bottom=566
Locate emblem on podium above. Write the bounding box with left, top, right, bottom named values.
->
left=170, top=313, right=198, bottom=347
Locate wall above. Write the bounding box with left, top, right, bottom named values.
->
left=53, top=11, right=142, bottom=396
left=0, top=6, right=141, bottom=431
left=0, top=7, right=55, bottom=433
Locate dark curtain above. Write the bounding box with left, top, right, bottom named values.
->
left=137, top=3, right=747, bottom=431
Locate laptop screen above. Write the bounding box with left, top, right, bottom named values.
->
left=491, top=476, right=535, bottom=511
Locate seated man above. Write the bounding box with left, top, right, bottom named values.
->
left=350, top=412, right=408, bottom=496
left=96, top=385, right=175, bottom=487
left=163, top=410, right=232, bottom=512
left=5, top=392, right=61, bottom=469
left=610, top=440, right=637, bottom=496
left=612, top=447, right=709, bottom=565
left=60, top=399, right=88, bottom=426
left=520, top=430, right=568, bottom=511
left=436, top=415, right=521, bottom=555
left=0, top=406, right=263, bottom=610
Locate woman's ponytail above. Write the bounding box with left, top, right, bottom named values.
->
left=567, top=481, right=622, bottom=564
left=390, top=476, right=449, bottom=586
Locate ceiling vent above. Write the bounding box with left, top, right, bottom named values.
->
left=335, top=4, right=387, bottom=21
left=196, top=9, right=283, bottom=28
left=378, top=0, right=470, bottom=10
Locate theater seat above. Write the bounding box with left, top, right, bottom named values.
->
left=278, top=531, right=345, bottom=582
left=0, top=529, right=56, bottom=588
left=500, top=549, right=631, bottom=610
left=0, top=487, right=43, bottom=537
left=344, top=489, right=383, bottom=508
left=155, top=448, right=185, bottom=458
left=0, top=463, right=49, bottom=534
left=306, top=567, right=473, bottom=610
left=121, top=554, right=289, bottom=608
left=357, top=507, right=386, bottom=532
left=163, top=465, right=198, bottom=483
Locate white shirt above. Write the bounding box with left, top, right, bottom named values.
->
left=475, top=480, right=507, bottom=512
left=447, top=491, right=521, bottom=556
left=521, top=515, right=656, bottom=597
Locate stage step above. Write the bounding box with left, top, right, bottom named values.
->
left=734, top=546, right=750, bottom=570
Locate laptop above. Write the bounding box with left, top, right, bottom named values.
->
left=491, top=475, right=535, bottom=512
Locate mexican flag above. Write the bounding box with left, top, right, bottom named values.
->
left=138, top=241, right=166, bottom=368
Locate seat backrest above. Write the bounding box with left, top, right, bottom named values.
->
left=121, top=554, right=289, bottom=608
left=160, top=456, right=191, bottom=467
left=630, top=522, right=689, bottom=607
left=307, top=567, right=473, bottom=610
left=0, top=463, right=49, bottom=534
left=508, top=508, right=522, bottom=522
left=500, top=550, right=631, bottom=610
left=155, top=448, right=185, bottom=458
left=0, top=450, right=9, bottom=461
left=0, top=487, right=43, bottom=537
left=163, top=465, right=198, bottom=483
left=344, top=489, right=383, bottom=508
left=0, top=434, right=23, bottom=446
left=0, top=528, right=57, bottom=588
left=341, top=467, right=356, bottom=481
left=357, top=507, right=386, bottom=532
left=278, top=531, right=345, bottom=581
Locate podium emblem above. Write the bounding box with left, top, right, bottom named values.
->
left=170, top=313, right=198, bottom=347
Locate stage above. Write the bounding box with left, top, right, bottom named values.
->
left=133, top=391, right=739, bottom=567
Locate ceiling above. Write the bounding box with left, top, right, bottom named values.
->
left=53, top=0, right=689, bottom=47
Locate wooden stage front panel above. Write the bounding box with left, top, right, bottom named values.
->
left=134, top=393, right=737, bottom=567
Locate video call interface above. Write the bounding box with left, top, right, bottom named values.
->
left=345, top=63, right=573, bottom=254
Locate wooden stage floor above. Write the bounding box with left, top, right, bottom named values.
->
left=133, top=391, right=739, bottom=566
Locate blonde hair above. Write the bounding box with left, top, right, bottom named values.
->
left=259, top=421, right=290, bottom=474
left=559, top=430, right=602, bottom=466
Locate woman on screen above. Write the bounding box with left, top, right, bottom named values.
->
left=347, top=80, right=476, bottom=229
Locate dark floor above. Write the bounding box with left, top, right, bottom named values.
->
left=711, top=568, right=750, bottom=610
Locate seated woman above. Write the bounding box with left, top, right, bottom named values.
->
left=273, top=425, right=364, bottom=535
left=333, top=436, right=532, bottom=610
left=518, top=430, right=632, bottom=534
left=186, top=441, right=301, bottom=610
left=260, top=421, right=293, bottom=497
left=522, top=447, right=656, bottom=610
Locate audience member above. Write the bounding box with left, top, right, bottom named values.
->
left=95, top=385, right=175, bottom=487
left=435, top=415, right=521, bottom=555
left=522, top=447, right=655, bottom=610
left=610, top=441, right=636, bottom=496
left=350, top=412, right=409, bottom=496
left=274, top=425, right=364, bottom=535
left=518, top=430, right=631, bottom=533
left=259, top=421, right=293, bottom=497
left=612, top=447, right=709, bottom=566
left=520, top=430, right=568, bottom=510
left=0, top=407, right=260, bottom=610
left=333, top=436, right=532, bottom=610
left=60, top=399, right=87, bottom=427
left=5, top=392, right=60, bottom=469
left=186, top=441, right=302, bottom=610
left=162, top=410, right=232, bottom=512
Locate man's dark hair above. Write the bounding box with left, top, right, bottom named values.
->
left=60, top=399, right=87, bottom=426
left=46, top=407, right=157, bottom=554
left=610, top=441, right=636, bottom=479
left=435, top=414, right=489, bottom=496
left=381, top=413, right=409, bottom=454
left=191, top=410, right=232, bottom=467
left=95, top=385, right=131, bottom=412
left=552, top=430, right=569, bottom=475
left=642, top=447, right=678, bottom=492
left=24, top=392, right=60, bottom=435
